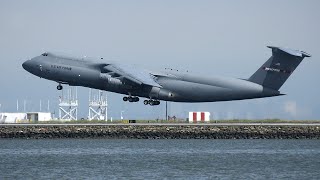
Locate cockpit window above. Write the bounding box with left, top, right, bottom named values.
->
left=42, top=53, right=48, bottom=56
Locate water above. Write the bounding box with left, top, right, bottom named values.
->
left=0, top=139, right=319, bottom=179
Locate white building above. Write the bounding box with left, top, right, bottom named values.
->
left=0, top=113, right=27, bottom=123
left=189, top=112, right=211, bottom=123
left=0, top=112, right=52, bottom=123
left=27, top=112, right=52, bottom=122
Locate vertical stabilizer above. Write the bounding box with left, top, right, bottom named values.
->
left=249, top=46, right=311, bottom=90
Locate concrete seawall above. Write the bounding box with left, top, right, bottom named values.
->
left=1, top=124, right=320, bottom=139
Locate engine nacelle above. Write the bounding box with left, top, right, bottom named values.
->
left=107, top=77, right=122, bottom=86
left=149, top=87, right=174, bottom=100
left=100, top=73, right=123, bottom=86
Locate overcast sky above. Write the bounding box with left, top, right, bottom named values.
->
left=0, top=0, right=319, bottom=120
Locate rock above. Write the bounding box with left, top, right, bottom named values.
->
left=0, top=125, right=320, bottom=139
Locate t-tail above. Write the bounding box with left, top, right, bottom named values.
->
left=249, top=46, right=311, bottom=90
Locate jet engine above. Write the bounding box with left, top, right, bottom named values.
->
left=100, top=73, right=123, bottom=86
left=107, top=77, right=122, bottom=86
left=149, top=87, right=174, bottom=100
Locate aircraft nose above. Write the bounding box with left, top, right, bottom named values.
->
left=22, top=60, right=31, bottom=71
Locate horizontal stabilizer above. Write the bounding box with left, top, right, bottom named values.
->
left=267, top=46, right=311, bottom=58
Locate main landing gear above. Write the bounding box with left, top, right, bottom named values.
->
left=57, top=84, right=63, bottom=90
left=123, top=96, right=139, bottom=102
left=144, top=99, right=160, bottom=106
left=122, top=96, right=160, bottom=106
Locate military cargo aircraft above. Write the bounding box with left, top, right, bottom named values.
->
left=22, top=46, right=310, bottom=106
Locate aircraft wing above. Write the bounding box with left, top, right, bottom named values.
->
left=99, top=63, right=162, bottom=88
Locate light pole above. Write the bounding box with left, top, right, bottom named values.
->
left=166, top=101, right=168, bottom=121
left=121, top=111, right=124, bottom=120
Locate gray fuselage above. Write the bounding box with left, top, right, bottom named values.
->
left=22, top=54, right=281, bottom=102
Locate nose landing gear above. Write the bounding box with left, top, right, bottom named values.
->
left=57, top=84, right=63, bottom=90
left=144, top=99, right=160, bottom=106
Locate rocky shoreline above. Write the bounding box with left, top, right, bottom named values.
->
left=1, top=125, right=320, bottom=139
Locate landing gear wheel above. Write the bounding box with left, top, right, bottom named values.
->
left=57, top=85, right=63, bottom=90
left=124, top=96, right=139, bottom=102
left=144, top=100, right=149, bottom=105
left=145, top=100, right=160, bottom=106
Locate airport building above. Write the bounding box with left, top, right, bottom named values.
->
left=0, top=112, right=52, bottom=123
